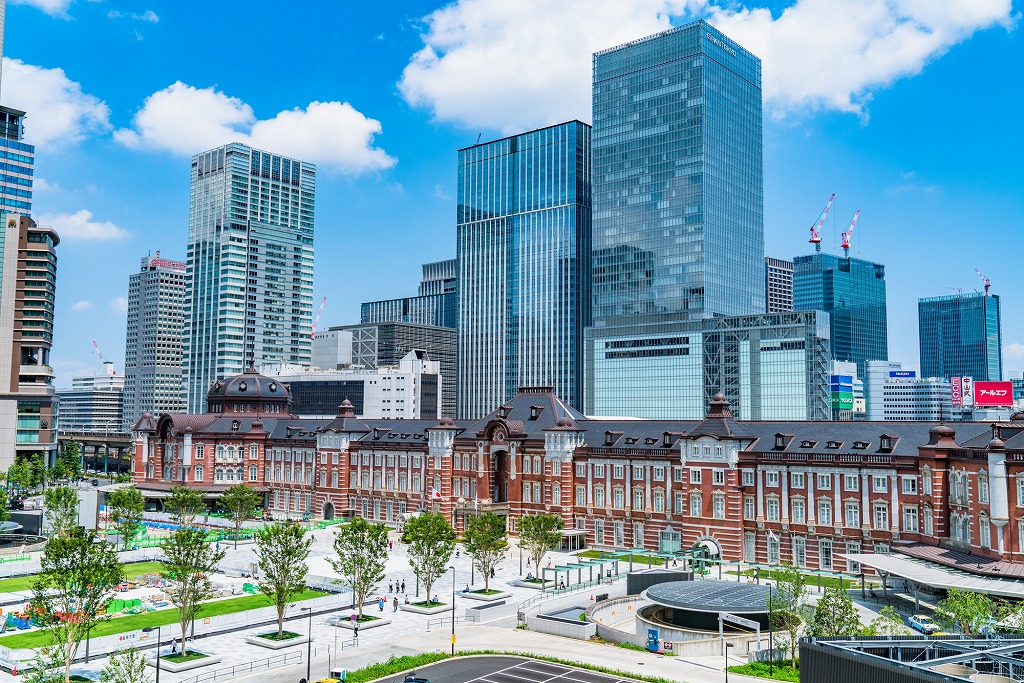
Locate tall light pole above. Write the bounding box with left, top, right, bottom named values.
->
left=767, top=582, right=774, bottom=676
left=725, top=641, right=734, bottom=683
left=301, top=606, right=313, bottom=683
left=142, top=625, right=161, bottom=683
left=449, top=565, right=456, bottom=655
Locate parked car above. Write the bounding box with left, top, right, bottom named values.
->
left=91, top=479, right=100, bottom=487
left=909, top=614, right=941, bottom=634
left=403, top=674, right=430, bottom=683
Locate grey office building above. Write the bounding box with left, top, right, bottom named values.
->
left=765, top=257, right=793, bottom=313
left=360, top=259, right=457, bottom=329
left=457, top=121, right=592, bottom=419
left=919, top=292, right=1002, bottom=381
left=123, top=253, right=187, bottom=429
left=584, top=21, right=765, bottom=417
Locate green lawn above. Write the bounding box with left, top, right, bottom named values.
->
left=0, top=561, right=167, bottom=595
left=724, top=569, right=875, bottom=590
left=577, top=550, right=665, bottom=566
left=0, top=589, right=328, bottom=648
left=727, top=661, right=800, bottom=682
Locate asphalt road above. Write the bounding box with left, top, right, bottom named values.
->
left=378, top=656, right=652, bottom=683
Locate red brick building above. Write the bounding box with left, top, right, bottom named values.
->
left=133, top=369, right=1024, bottom=575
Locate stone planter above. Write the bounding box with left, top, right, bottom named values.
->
left=148, top=652, right=222, bottom=673
left=460, top=590, right=512, bottom=601
left=329, top=615, right=391, bottom=630
left=512, top=580, right=553, bottom=590
left=245, top=633, right=309, bottom=650
left=400, top=601, right=452, bottom=615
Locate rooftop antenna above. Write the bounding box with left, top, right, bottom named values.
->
left=808, top=193, right=835, bottom=253
left=475, top=133, right=482, bottom=145
left=840, top=210, right=860, bottom=258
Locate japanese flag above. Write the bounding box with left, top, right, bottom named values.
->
left=431, top=487, right=444, bottom=500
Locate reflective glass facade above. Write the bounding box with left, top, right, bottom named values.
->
left=793, top=253, right=887, bottom=378
left=0, top=107, right=33, bottom=214
left=360, top=259, right=457, bottom=329
left=592, top=21, right=764, bottom=326
left=584, top=311, right=831, bottom=420
left=919, top=293, right=1002, bottom=381
left=184, top=143, right=316, bottom=412
left=457, top=121, right=592, bottom=419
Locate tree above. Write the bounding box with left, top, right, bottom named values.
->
left=99, top=647, right=152, bottom=683
left=21, top=647, right=65, bottom=683
left=218, top=484, right=262, bottom=549
left=43, top=486, right=80, bottom=538
left=807, top=587, right=862, bottom=637
left=255, top=522, right=312, bottom=637
left=161, top=527, right=225, bottom=655
left=768, top=566, right=810, bottom=667
left=107, top=486, right=145, bottom=550
left=31, top=527, right=124, bottom=682
left=863, top=606, right=911, bottom=636
left=0, top=488, right=10, bottom=523
left=518, top=513, right=564, bottom=575
left=462, top=512, right=508, bottom=591
left=405, top=512, right=456, bottom=605
left=30, top=452, right=47, bottom=488
left=165, top=486, right=205, bottom=528
left=50, top=461, right=68, bottom=483
left=59, top=439, right=82, bottom=480
left=330, top=518, right=388, bottom=618
left=9, top=458, right=32, bottom=491
left=937, top=587, right=1000, bottom=635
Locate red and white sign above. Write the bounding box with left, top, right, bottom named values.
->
left=150, top=257, right=186, bottom=271
left=974, top=381, right=1013, bottom=407
left=962, top=377, right=974, bottom=407
left=951, top=376, right=962, bottom=407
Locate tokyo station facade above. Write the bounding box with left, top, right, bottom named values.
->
left=133, top=367, right=1024, bottom=576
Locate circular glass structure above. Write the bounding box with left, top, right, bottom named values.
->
left=643, top=580, right=771, bottom=631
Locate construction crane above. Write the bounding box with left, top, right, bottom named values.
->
left=976, top=269, right=991, bottom=296
left=840, top=210, right=860, bottom=257
left=808, top=193, right=835, bottom=253
left=92, top=340, right=117, bottom=374
left=310, top=296, right=327, bottom=340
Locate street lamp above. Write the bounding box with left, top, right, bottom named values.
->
left=301, top=606, right=313, bottom=683
left=724, top=642, right=735, bottom=683
left=142, top=626, right=161, bottom=683
left=767, top=582, right=774, bottom=676
left=448, top=565, right=456, bottom=655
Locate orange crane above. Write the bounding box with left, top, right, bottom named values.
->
left=310, top=297, right=327, bottom=340
left=840, top=210, right=860, bottom=257
left=808, top=193, right=835, bottom=253
left=976, top=269, right=991, bottom=296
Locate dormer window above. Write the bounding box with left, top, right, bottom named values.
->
left=238, top=381, right=247, bottom=392
left=799, top=440, right=816, bottom=449
left=645, top=437, right=658, bottom=445
left=269, top=382, right=277, bottom=392
left=530, top=405, right=543, bottom=420
left=498, top=405, right=511, bottom=418
left=625, top=437, right=639, bottom=445
left=826, top=441, right=842, bottom=449
left=880, top=436, right=894, bottom=451
left=605, top=431, right=617, bottom=446
left=774, top=434, right=787, bottom=449
left=852, top=441, right=869, bottom=450
left=231, top=420, right=240, bottom=432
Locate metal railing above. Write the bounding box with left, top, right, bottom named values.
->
left=175, top=650, right=303, bottom=683
left=426, top=616, right=475, bottom=630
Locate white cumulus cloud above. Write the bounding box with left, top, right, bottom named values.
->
left=115, top=82, right=396, bottom=174
left=1004, top=343, right=1024, bottom=360
left=108, top=9, right=159, bottom=22
left=36, top=210, right=129, bottom=241
left=10, top=0, right=72, bottom=17
left=2, top=58, right=111, bottom=146
left=110, top=297, right=129, bottom=314
left=398, top=0, right=1014, bottom=131
left=70, top=300, right=93, bottom=312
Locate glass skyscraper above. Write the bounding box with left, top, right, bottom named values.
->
left=183, top=143, right=315, bottom=412
left=919, top=292, right=1002, bottom=381
left=456, top=121, right=592, bottom=419
left=584, top=21, right=767, bottom=417
left=792, top=253, right=888, bottom=378
left=361, top=259, right=457, bottom=329
left=0, top=107, right=33, bottom=215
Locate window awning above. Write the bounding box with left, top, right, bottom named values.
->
left=843, top=553, right=1024, bottom=599
left=694, top=540, right=721, bottom=556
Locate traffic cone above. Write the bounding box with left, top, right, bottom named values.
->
left=590, top=594, right=594, bottom=601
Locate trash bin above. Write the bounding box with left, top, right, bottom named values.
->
left=331, top=668, right=347, bottom=681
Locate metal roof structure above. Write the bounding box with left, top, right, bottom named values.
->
left=843, top=553, right=1024, bottom=599
left=644, top=579, right=770, bottom=613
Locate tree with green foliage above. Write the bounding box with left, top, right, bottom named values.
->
left=863, top=606, right=911, bottom=636
left=330, top=517, right=388, bottom=618
left=937, top=587, right=1000, bottom=635
left=0, top=488, right=10, bottom=524
left=106, top=486, right=146, bottom=550
left=769, top=565, right=810, bottom=667
left=49, top=461, right=67, bottom=483
left=463, top=512, right=508, bottom=591
left=807, top=587, right=862, bottom=637
left=99, top=647, right=152, bottom=683
left=255, top=522, right=312, bottom=637
left=21, top=646, right=65, bottom=683
left=43, top=486, right=80, bottom=538
left=9, top=458, right=32, bottom=491
left=165, top=485, right=205, bottom=528
left=218, top=484, right=263, bottom=549
left=114, top=472, right=132, bottom=484
left=31, top=527, right=124, bottom=682
left=518, top=513, right=564, bottom=574
left=161, top=527, right=225, bottom=655
left=30, top=452, right=47, bottom=488
left=59, top=439, right=82, bottom=480
left=405, top=511, right=456, bottom=605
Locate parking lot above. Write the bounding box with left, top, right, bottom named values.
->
left=379, top=656, right=650, bottom=683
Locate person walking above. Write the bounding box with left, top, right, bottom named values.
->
left=401, top=579, right=406, bottom=593
left=392, top=596, right=399, bottom=612
left=378, top=597, right=385, bottom=612
left=388, top=581, right=393, bottom=594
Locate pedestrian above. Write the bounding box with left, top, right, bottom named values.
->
left=401, top=579, right=406, bottom=593
left=526, top=557, right=531, bottom=568
left=456, top=549, right=460, bottom=558
left=353, top=623, right=359, bottom=638
left=388, top=581, right=393, bottom=594
left=393, top=596, right=399, bottom=612
left=171, top=640, right=177, bottom=654
left=311, top=534, right=316, bottom=543
left=404, top=594, right=410, bottom=604
left=389, top=540, right=393, bottom=550
left=215, top=541, right=220, bottom=552
left=490, top=567, right=495, bottom=579
left=378, top=597, right=385, bottom=612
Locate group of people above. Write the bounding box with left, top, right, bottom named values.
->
left=377, top=579, right=410, bottom=612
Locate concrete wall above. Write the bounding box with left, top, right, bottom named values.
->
left=530, top=614, right=597, bottom=640
left=464, top=600, right=519, bottom=624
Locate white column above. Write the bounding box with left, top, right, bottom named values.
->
left=833, top=474, right=841, bottom=529
left=861, top=473, right=870, bottom=530
left=807, top=473, right=816, bottom=524
left=756, top=469, right=764, bottom=521
left=890, top=473, right=900, bottom=533
left=781, top=469, right=790, bottom=523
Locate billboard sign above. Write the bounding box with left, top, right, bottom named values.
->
left=831, top=395, right=854, bottom=410
left=889, top=371, right=916, bottom=378
left=951, top=376, right=962, bottom=407
left=974, top=381, right=1013, bottom=407
left=962, top=376, right=974, bottom=407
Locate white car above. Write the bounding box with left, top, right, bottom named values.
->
left=909, top=614, right=940, bottom=634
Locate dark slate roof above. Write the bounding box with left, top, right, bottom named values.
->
left=685, top=394, right=755, bottom=441
left=207, top=366, right=291, bottom=403
left=359, top=419, right=474, bottom=445
left=320, top=400, right=371, bottom=434
left=738, top=421, right=990, bottom=457
left=579, top=420, right=697, bottom=450
left=459, top=387, right=587, bottom=440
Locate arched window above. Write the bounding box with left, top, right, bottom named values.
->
left=216, top=445, right=225, bottom=460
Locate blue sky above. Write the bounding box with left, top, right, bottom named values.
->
left=8, top=0, right=1022, bottom=387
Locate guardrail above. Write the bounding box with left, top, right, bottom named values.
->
left=426, top=616, right=475, bottom=630
left=175, top=650, right=303, bottom=683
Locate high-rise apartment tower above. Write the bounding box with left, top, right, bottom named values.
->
left=183, top=143, right=315, bottom=412
left=919, top=292, right=1002, bottom=382
left=0, top=107, right=32, bottom=215
left=765, top=257, right=793, bottom=312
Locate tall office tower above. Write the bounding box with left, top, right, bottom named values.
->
left=0, top=214, right=58, bottom=470
left=584, top=22, right=764, bottom=417
left=457, top=121, right=592, bottom=419
left=765, top=257, right=793, bottom=313
left=793, top=253, right=887, bottom=378
left=183, top=143, right=315, bottom=412
left=56, top=362, right=124, bottom=433
left=0, top=107, right=33, bottom=214
left=314, top=322, right=457, bottom=418
left=919, top=292, right=1002, bottom=382
left=123, top=252, right=187, bottom=429
left=360, top=258, right=457, bottom=329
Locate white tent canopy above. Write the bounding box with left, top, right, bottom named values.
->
left=843, top=553, right=1024, bottom=599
